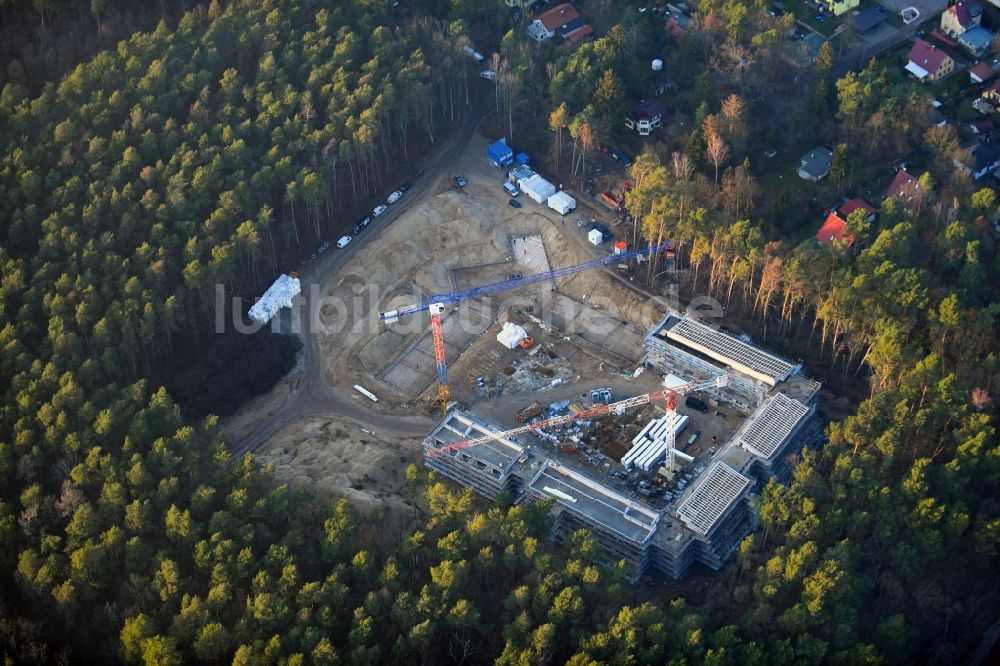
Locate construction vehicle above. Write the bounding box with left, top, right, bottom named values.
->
left=517, top=401, right=543, bottom=423
left=429, top=376, right=731, bottom=470
left=379, top=242, right=674, bottom=415
left=519, top=336, right=535, bottom=349
left=599, top=180, right=632, bottom=211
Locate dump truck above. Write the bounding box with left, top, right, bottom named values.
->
left=516, top=401, right=544, bottom=422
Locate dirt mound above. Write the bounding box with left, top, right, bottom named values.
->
left=255, top=416, right=419, bottom=529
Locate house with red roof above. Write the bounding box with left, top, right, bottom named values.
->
left=529, top=3, right=584, bottom=42
left=840, top=198, right=877, bottom=222
left=983, top=80, right=1000, bottom=107
left=884, top=170, right=924, bottom=211
left=970, top=61, right=995, bottom=84
left=906, top=39, right=956, bottom=82
left=816, top=212, right=854, bottom=247
left=940, top=1, right=982, bottom=39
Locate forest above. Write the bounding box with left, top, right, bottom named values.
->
left=1, top=0, right=998, bottom=664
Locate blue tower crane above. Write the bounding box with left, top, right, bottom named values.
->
left=379, top=241, right=673, bottom=414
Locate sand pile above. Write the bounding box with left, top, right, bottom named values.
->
left=254, top=416, right=419, bottom=523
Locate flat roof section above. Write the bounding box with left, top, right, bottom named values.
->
left=738, top=393, right=811, bottom=461
left=529, top=461, right=659, bottom=544
left=675, top=462, right=751, bottom=535
left=665, top=316, right=796, bottom=386
left=428, top=412, right=524, bottom=472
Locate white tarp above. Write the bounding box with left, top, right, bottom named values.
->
left=520, top=174, right=556, bottom=204
left=905, top=61, right=929, bottom=80
left=497, top=322, right=528, bottom=349
left=249, top=274, right=301, bottom=324
left=547, top=191, right=576, bottom=215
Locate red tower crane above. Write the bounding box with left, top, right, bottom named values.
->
left=429, top=375, right=730, bottom=464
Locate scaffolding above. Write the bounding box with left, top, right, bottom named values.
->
left=664, top=316, right=797, bottom=387
left=738, top=392, right=811, bottom=460
left=675, top=462, right=752, bottom=536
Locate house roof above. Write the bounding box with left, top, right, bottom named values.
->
left=959, top=26, right=994, bottom=51
left=840, top=198, right=876, bottom=218
left=970, top=119, right=995, bottom=134
left=816, top=212, right=853, bottom=246
left=973, top=142, right=1000, bottom=171
left=970, top=61, right=995, bottom=82
left=853, top=7, right=887, bottom=32
left=563, top=23, right=594, bottom=44
left=628, top=99, right=665, bottom=122
left=908, top=39, right=952, bottom=76
left=665, top=12, right=689, bottom=39
left=799, top=147, right=833, bottom=177
left=885, top=170, right=924, bottom=207
left=537, top=3, right=580, bottom=31
left=944, top=1, right=978, bottom=28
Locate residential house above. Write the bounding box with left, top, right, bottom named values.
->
left=528, top=3, right=581, bottom=41
left=983, top=80, right=1000, bottom=107
left=625, top=99, right=665, bottom=136
left=954, top=142, right=1000, bottom=179
left=940, top=1, right=982, bottom=39
left=798, top=147, right=834, bottom=182
left=906, top=39, right=956, bottom=82
left=970, top=119, right=995, bottom=135
left=650, top=80, right=677, bottom=97
left=958, top=26, right=995, bottom=58
left=665, top=11, right=690, bottom=39
left=563, top=23, right=594, bottom=45
left=840, top=198, right=877, bottom=222
left=505, top=0, right=530, bottom=7
left=789, top=33, right=828, bottom=68
left=970, top=61, right=996, bottom=84
left=816, top=212, right=853, bottom=246
left=852, top=7, right=887, bottom=34
left=816, top=0, right=860, bottom=16
left=885, top=169, right=924, bottom=211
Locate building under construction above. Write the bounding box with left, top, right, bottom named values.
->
left=422, top=313, right=822, bottom=582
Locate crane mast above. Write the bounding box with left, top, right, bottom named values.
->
left=380, top=242, right=674, bottom=414
left=430, top=375, right=730, bottom=455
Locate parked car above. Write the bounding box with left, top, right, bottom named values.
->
left=611, top=150, right=632, bottom=167
left=399, top=180, right=413, bottom=192
left=454, top=175, right=467, bottom=187
left=387, top=190, right=402, bottom=204
left=503, top=182, right=519, bottom=196
left=336, top=236, right=352, bottom=249
left=412, top=168, right=425, bottom=179
left=480, top=70, right=496, bottom=81
left=508, top=199, right=522, bottom=208
left=352, top=217, right=370, bottom=235
left=372, top=204, right=388, bottom=217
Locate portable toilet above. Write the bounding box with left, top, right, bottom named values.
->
left=613, top=241, right=627, bottom=255
left=515, top=152, right=531, bottom=166
left=588, top=228, right=603, bottom=246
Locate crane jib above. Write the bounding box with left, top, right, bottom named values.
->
left=378, top=243, right=673, bottom=321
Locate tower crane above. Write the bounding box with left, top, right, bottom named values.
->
left=429, top=375, right=730, bottom=470
left=380, top=242, right=674, bottom=414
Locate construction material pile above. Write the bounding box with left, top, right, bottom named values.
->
left=249, top=274, right=301, bottom=324
left=621, top=412, right=690, bottom=472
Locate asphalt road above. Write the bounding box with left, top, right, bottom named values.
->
left=230, top=95, right=491, bottom=457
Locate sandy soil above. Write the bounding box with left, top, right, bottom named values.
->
left=237, top=134, right=671, bottom=521
left=254, top=414, right=421, bottom=529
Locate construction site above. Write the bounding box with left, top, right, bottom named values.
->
left=239, top=134, right=824, bottom=582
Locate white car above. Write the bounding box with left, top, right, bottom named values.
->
left=372, top=204, right=388, bottom=217
left=336, top=236, right=352, bottom=249
left=386, top=190, right=403, bottom=204
left=503, top=182, right=519, bottom=197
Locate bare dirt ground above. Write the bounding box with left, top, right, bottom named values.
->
left=230, top=132, right=677, bottom=521
left=254, top=415, right=421, bottom=532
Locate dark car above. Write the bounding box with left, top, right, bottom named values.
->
left=611, top=150, right=632, bottom=167
left=454, top=175, right=467, bottom=187
left=399, top=180, right=413, bottom=192
left=352, top=217, right=370, bottom=235
left=508, top=198, right=522, bottom=208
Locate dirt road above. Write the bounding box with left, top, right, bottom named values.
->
left=229, top=96, right=491, bottom=457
